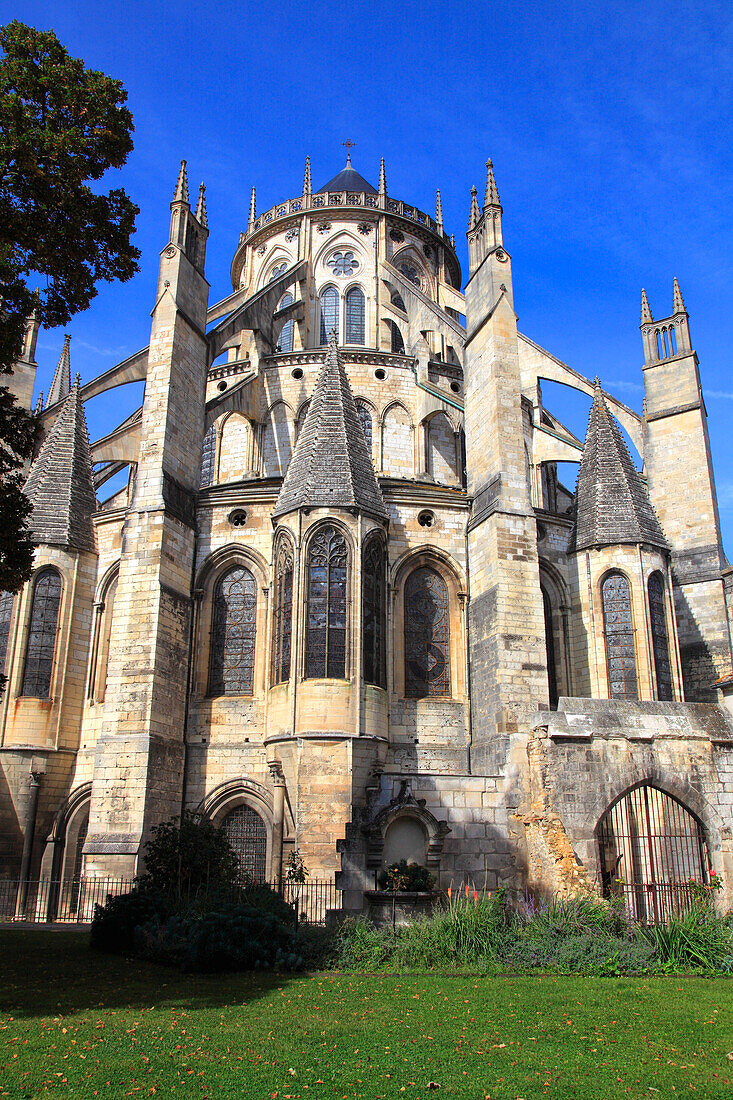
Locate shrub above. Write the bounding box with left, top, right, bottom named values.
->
left=90, top=887, right=170, bottom=954
left=640, top=905, right=733, bottom=971
left=378, top=861, right=435, bottom=892
left=138, top=812, right=240, bottom=904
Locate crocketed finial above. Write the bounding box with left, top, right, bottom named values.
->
left=195, top=182, right=207, bottom=227
left=673, top=276, right=685, bottom=314
left=435, top=189, right=443, bottom=227
left=641, top=288, right=653, bottom=324
left=173, top=159, right=189, bottom=204
left=379, top=157, right=386, bottom=196
left=468, top=185, right=480, bottom=229
left=303, top=155, right=312, bottom=196
left=484, top=158, right=500, bottom=207
left=248, top=186, right=256, bottom=228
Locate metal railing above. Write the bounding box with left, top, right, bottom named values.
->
left=0, top=876, right=340, bottom=926
left=613, top=880, right=708, bottom=924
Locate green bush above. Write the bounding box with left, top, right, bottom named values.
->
left=377, top=861, right=435, bottom=892
left=90, top=887, right=171, bottom=954
left=138, top=812, right=240, bottom=903
left=641, top=905, right=733, bottom=971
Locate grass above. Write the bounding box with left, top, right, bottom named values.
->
left=0, top=930, right=732, bottom=1099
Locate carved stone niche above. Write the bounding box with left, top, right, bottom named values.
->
left=363, top=780, right=451, bottom=874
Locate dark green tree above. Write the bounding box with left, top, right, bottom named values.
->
left=0, top=21, right=139, bottom=591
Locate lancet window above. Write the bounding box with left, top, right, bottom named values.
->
left=356, top=402, right=373, bottom=456
left=272, top=538, right=294, bottom=684
left=209, top=566, right=257, bottom=696
left=222, top=805, right=267, bottom=881
left=0, top=591, right=13, bottom=678
left=363, top=539, right=386, bottom=688
left=344, top=286, right=365, bottom=345
left=319, top=286, right=339, bottom=344
left=601, top=571, right=638, bottom=699
left=21, top=568, right=62, bottom=698
left=648, top=572, right=673, bottom=701
left=200, top=424, right=216, bottom=488
left=404, top=566, right=450, bottom=698
left=305, top=525, right=348, bottom=679
left=389, top=319, right=405, bottom=354
left=277, top=292, right=294, bottom=352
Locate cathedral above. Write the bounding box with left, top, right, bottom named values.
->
left=2, top=153, right=733, bottom=919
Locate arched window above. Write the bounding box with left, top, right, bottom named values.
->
left=306, top=525, right=348, bottom=679
left=356, top=402, right=373, bottom=456
left=319, top=286, right=339, bottom=345
left=222, top=805, right=267, bottom=881
left=601, top=572, right=638, bottom=699
left=200, top=424, right=216, bottom=488
left=648, top=572, right=673, bottom=701
left=598, top=784, right=708, bottom=921
left=391, top=290, right=406, bottom=312
left=0, top=591, right=14, bottom=678
left=268, top=261, right=287, bottom=282
left=363, top=539, right=386, bottom=688
left=277, top=292, right=294, bottom=352
left=21, top=568, right=62, bottom=698
left=344, top=286, right=365, bottom=345
left=542, top=587, right=558, bottom=708
left=209, top=566, right=257, bottom=696
left=272, top=539, right=294, bottom=684
left=92, top=574, right=118, bottom=704
left=404, top=567, right=450, bottom=698
left=388, top=319, right=405, bottom=354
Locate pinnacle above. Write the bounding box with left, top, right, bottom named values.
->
left=195, top=182, right=207, bottom=227
left=303, top=155, right=312, bottom=196
left=46, top=334, right=71, bottom=408
left=248, top=186, right=256, bottom=227
left=379, top=157, right=387, bottom=196
left=641, top=288, right=653, bottom=324
left=468, top=185, right=480, bottom=229
left=435, top=189, right=443, bottom=226
left=484, top=158, right=500, bottom=207
left=673, top=276, right=685, bottom=313
left=173, top=159, right=189, bottom=204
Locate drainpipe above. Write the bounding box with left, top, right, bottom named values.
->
left=17, top=757, right=46, bottom=917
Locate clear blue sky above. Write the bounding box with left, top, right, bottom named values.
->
left=11, top=0, right=733, bottom=550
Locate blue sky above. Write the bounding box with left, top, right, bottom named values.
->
left=10, top=0, right=733, bottom=549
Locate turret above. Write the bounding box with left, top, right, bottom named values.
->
left=466, top=158, right=512, bottom=304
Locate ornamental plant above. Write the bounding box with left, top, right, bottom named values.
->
left=378, top=860, right=435, bottom=892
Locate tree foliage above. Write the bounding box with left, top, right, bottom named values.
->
left=0, top=21, right=140, bottom=591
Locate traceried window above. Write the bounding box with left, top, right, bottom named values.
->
left=269, top=262, right=287, bottom=282
left=363, top=539, right=386, bottom=688
left=404, top=567, right=450, bottom=698
left=209, top=566, right=257, bottom=696
left=399, top=262, right=421, bottom=287
left=602, top=572, right=638, bottom=699
left=21, top=568, right=62, bottom=698
left=277, top=292, right=294, bottom=352
left=200, top=424, right=216, bottom=488
left=0, top=591, right=14, bottom=678
left=306, top=525, right=348, bottom=679
left=388, top=319, right=405, bottom=354
left=648, top=572, right=673, bottom=701
left=222, top=805, right=267, bottom=881
left=356, top=402, right=373, bottom=456
left=319, top=286, right=339, bottom=344
left=391, top=291, right=407, bottom=312
left=327, top=250, right=359, bottom=277
left=272, top=538, right=294, bottom=684
left=344, top=286, right=365, bottom=344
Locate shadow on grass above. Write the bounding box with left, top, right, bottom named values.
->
left=0, top=929, right=293, bottom=1018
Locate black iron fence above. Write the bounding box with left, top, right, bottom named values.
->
left=612, top=880, right=708, bottom=924
left=0, top=877, right=340, bottom=926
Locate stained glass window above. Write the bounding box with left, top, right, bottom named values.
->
left=363, top=539, right=386, bottom=688
left=200, top=424, right=216, bottom=488
left=404, top=567, right=450, bottom=698
left=21, top=568, right=62, bottom=698
left=399, top=262, right=421, bottom=287
left=356, top=402, right=372, bottom=456
left=391, top=291, right=407, bottom=311
left=209, top=566, right=257, bottom=695
left=389, top=320, right=405, bottom=354
left=306, top=525, right=348, bottom=679
left=277, top=293, right=294, bottom=352
left=344, top=286, right=365, bottom=345
left=327, top=250, right=359, bottom=277
left=273, top=538, right=294, bottom=684
left=319, top=286, right=339, bottom=344
left=269, top=262, right=287, bottom=282
left=602, top=572, right=638, bottom=699
left=648, top=572, right=673, bottom=701
left=222, top=805, right=267, bottom=881
left=0, top=591, right=14, bottom=678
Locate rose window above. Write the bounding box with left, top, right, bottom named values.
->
left=327, top=250, right=359, bottom=277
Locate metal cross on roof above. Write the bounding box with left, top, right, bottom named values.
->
left=342, top=139, right=356, bottom=151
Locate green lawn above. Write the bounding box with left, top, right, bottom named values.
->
left=0, top=930, right=731, bottom=1099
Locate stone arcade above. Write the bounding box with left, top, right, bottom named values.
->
left=2, top=155, right=733, bottom=918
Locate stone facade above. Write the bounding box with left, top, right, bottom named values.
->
left=2, top=155, right=733, bottom=914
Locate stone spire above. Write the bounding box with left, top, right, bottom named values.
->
left=468, top=185, right=480, bottom=229
left=435, top=189, right=443, bottom=228
left=641, top=288, right=653, bottom=324
left=673, top=276, right=685, bottom=314
left=248, top=186, right=256, bottom=229
left=273, top=332, right=387, bottom=521
left=303, top=155, right=312, bottom=196
left=379, top=157, right=387, bottom=197
left=46, top=334, right=71, bottom=408
left=34, top=391, right=43, bottom=415
left=572, top=380, right=667, bottom=552
left=195, top=182, right=207, bottom=227
left=483, top=158, right=500, bottom=208
left=173, top=159, right=189, bottom=204
left=24, top=376, right=97, bottom=552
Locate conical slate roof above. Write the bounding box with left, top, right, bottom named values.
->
left=24, top=379, right=97, bottom=552
left=272, top=334, right=387, bottom=521
left=46, top=334, right=71, bottom=407
left=571, top=382, right=667, bottom=552
left=316, top=157, right=377, bottom=195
